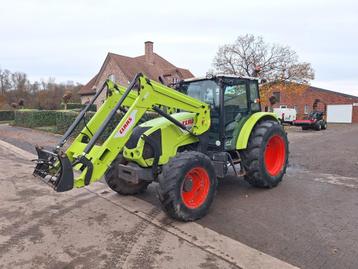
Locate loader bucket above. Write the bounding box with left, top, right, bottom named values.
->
left=33, top=146, right=74, bottom=192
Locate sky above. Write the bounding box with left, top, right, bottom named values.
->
left=0, top=0, right=357, bottom=96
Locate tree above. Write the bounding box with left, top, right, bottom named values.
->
left=18, top=98, right=25, bottom=109
left=213, top=34, right=315, bottom=84
left=0, top=69, right=12, bottom=95
left=62, top=91, right=72, bottom=110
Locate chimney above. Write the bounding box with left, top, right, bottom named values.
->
left=145, top=41, right=154, bottom=64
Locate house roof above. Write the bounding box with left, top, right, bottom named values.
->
left=79, top=51, right=194, bottom=95
left=308, top=86, right=358, bottom=100
left=78, top=73, right=98, bottom=95
left=262, top=81, right=358, bottom=100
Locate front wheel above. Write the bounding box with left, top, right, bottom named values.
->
left=157, top=151, right=217, bottom=221
left=240, top=120, right=289, bottom=188
left=105, top=156, right=150, bottom=195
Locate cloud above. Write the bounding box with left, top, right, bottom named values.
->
left=0, top=0, right=357, bottom=95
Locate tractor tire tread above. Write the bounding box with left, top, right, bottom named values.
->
left=157, top=151, right=217, bottom=221
left=240, top=119, right=288, bottom=188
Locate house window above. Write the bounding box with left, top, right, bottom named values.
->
left=273, top=92, right=281, bottom=103
left=172, top=77, right=179, bottom=84
left=304, top=104, right=309, bottom=114
left=294, top=105, right=298, bottom=114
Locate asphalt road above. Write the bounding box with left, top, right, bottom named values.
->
left=1, top=123, right=358, bottom=268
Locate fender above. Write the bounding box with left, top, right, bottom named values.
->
left=236, top=112, right=278, bottom=150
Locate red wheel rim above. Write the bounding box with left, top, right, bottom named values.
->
left=264, top=135, right=286, bottom=176
left=181, top=167, right=210, bottom=209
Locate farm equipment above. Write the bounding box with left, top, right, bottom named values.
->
left=293, top=99, right=327, bottom=131
left=33, top=73, right=288, bottom=221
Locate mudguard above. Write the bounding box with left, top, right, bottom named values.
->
left=236, top=112, right=278, bottom=150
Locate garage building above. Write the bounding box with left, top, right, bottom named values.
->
left=261, top=83, right=358, bottom=123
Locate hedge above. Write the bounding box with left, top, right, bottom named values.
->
left=14, top=109, right=159, bottom=141
left=60, top=103, right=97, bottom=112
left=0, top=110, right=14, bottom=121
left=55, top=111, right=95, bottom=136
left=14, top=110, right=58, bottom=128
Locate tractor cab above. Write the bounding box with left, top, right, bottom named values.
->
left=177, top=75, right=261, bottom=150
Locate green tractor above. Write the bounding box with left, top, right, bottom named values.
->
left=34, top=73, right=288, bottom=221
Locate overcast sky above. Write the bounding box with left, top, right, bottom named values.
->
left=0, top=0, right=357, bottom=95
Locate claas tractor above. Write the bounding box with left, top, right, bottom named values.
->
left=34, top=73, right=288, bottom=221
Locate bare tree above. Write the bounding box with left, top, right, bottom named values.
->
left=0, top=69, right=12, bottom=95
left=11, top=72, right=29, bottom=92
left=213, top=34, right=315, bottom=84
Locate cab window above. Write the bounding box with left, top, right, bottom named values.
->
left=249, top=81, right=260, bottom=112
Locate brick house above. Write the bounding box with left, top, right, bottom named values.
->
left=79, top=41, right=194, bottom=107
left=260, top=83, right=358, bottom=123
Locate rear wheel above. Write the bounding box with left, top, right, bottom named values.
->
left=157, top=151, right=217, bottom=221
left=314, top=121, right=322, bottom=131
left=321, top=120, right=327, bottom=130
left=105, top=155, right=150, bottom=195
left=240, top=120, right=288, bottom=188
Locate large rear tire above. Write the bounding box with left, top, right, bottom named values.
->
left=157, top=151, right=217, bottom=221
left=105, top=156, right=150, bottom=195
left=240, top=120, right=288, bottom=188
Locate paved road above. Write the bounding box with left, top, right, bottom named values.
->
left=1, top=124, right=358, bottom=268
left=0, top=140, right=296, bottom=269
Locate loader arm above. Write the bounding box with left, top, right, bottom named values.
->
left=34, top=73, right=210, bottom=191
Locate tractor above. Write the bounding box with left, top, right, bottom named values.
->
left=34, top=73, right=288, bottom=221
left=293, top=99, right=327, bottom=131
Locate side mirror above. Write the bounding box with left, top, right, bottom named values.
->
left=260, top=78, right=267, bottom=84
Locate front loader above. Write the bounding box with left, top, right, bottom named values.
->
left=34, top=73, right=288, bottom=221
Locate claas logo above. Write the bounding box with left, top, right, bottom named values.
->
left=119, top=117, right=132, bottom=134
left=114, top=110, right=138, bottom=138
left=181, top=118, right=194, bottom=126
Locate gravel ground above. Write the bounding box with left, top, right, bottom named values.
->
left=285, top=124, right=358, bottom=177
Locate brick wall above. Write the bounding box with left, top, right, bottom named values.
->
left=261, top=84, right=358, bottom=123
left=353, top=105, right=358, bottom=123
left=93, top=58, right=129, bottom=108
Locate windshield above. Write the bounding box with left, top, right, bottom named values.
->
left=178, top=80, right=220, bottom=107
left=178, top=78, right=249, bottom=110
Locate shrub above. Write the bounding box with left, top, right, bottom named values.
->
left=55, top=111, right=94, bottom=136
left=0, top=110, right=15, bottom=121
left=14, top=110, right=58, bottom=128
left=13, top=109, right=159, bottom=142
left=60, top=103, right=96, bottom=112
left=55, top=111, right=158, bottom=141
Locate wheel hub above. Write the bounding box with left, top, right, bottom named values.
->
left=181, top=167, right=210, bottom=209
left=264, top=135, right=286, bottom=176
left=183, top=178, right=193, bottom=192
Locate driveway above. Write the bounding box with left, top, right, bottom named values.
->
left=1, top=123, right=358, bottom=268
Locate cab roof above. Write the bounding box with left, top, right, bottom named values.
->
left=182, top=74, right=259, bottom=83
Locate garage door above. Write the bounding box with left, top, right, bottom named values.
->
left=327, top=104, right=352, bottom=123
